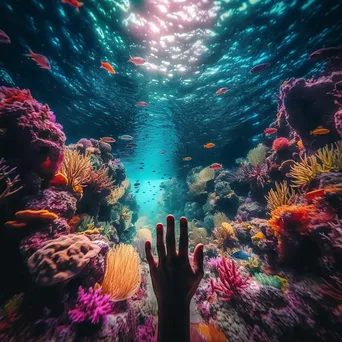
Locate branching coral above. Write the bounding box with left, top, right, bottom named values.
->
left=192, top=227, right=208, bottom=245
left=247, top=144, right=268, bottom=166
left=68, top=286, right=112, bottom=324
left=211, top=258, right=249, bottom=301
left=0, top=159, right=22, bottom=201
left=101, top=244, right=141, bottom=301
left=86, top=166, right=113, bottom=194
left=236, top=163, right=268, bottom=188
left=289, top=142, right=342, bottom=187
left=120, top=205, right=133, bottom=230
left=265, top=181, right=296, bottom=212
left=61, top=149, right=92, bottom=193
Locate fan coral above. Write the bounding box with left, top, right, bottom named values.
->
left=211, top=258, right=249, bottom=302
left=265, top=181, right=296, bottom=212
left=0, top=87, right=65, bottom=176
left=27, top=234, right=101, bottom=286
left=272, top=137, right=290, bottom=152
left=101, top=244, right=141, bottom=301
left=247, top=143, right=268, bottom=166
left=61, top=149, right=92, bottom=193
left=86, top=166, right=113, bottom=194
left=68, top=286, right=112, bottom=324
left=0, top=159, right=22, bottom=201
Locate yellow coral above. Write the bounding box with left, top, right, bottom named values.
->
left=265, top=181, right=296, bottom=212
left=316, top=141, right=342, bottom=172
left=214, top=212, right=228, bottom=228
left=213, top=222, right=237, bottom=250
left=77, top=227, right=104, bottom=235
left=101, top=244, right=141, bottom=301
left=136, top=228, right=152, bottom=242
left=198, top=167, right=215, bottom=182
left=61, top=149, right=92, bottom=193
left=289, top=154, right=320, bottom=187
left=107, top=179, right=130, bottom=205
left=252, top=232, right=265, bottom=241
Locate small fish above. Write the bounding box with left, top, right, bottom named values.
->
left=134, top=182, right=140, bottom=187
left=140, top=162, right=144, bottom=164
left=215, top=87, right=228, bottom=96
left=40, top=157, right=53, bottom=174
left=250, top=63, right=270, bottom=73
left=264, top=127, right=277, bottom=134
left=297, top=139, right=304, bottom=150
left=61, top=0, right=84, bottom=11
left=309, top=47, right=342, bottom=61
left=119, top=134, right=133, bottom=141
left=209, top=163, right=223, bottom=171
left=310, top=126, right=330, bottom=135
left=100, top=61, right=116, bottom=74
left=129, top=56, right=145, bottom=65
left=25, top=49, right=51, bottom=70
left=305, top=189, right=325, bottom=200
left=0, top=29, right=11, bottom=44
left=137, top=101, right=148, bottom=107
left=100, top=137, right=116, bottom=143
left=183, top=157, right=192, bottom=161
left=160, top=151, right=166, bottom=155
left=203, top=143, right=215, bottom=149
left=230, top=250, right=251, bottom=261
left=281, top=80, right=288, bottom=87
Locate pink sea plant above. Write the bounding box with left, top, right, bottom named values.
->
left=211, top=258, right=249, bottom=302
left=68, top=286, right=112, bottom=324
left=236, top=163, right=268, bottom=187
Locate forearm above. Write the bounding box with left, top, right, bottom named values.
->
left=157, top=300, right=190, bottom=342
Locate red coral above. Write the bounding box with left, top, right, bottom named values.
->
left=272, top=137, right=290, bottom=151
left=211, top=257, right=249, bottom=302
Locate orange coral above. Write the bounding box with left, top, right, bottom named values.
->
left=4, top=221, right=27, bottom=228
left=15, top=209, right=58, bottom=222
left=252, top=232, right=265, bottom=241
left=196, top=323, right=227, bottom=342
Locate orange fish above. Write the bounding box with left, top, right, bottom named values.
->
left=50, top=172, right=68, bottom=187
left=25, top=49, right=51, bottom=70
left=204, top=143, right=215, bottom=149
left=297, top=139, right=304, bottom=150
left=310, top=126, right=330, bottom=135
left=61, top=0, right=84, bottom=11
left=100, top=137, right=116, bottom=143
left=101, top=61, right=116, bottom=74
left=305, top=189, right=325, bottom=200
left=209, top=163, right=222, bottom=171
left=183, top=157, right=192, bottom=161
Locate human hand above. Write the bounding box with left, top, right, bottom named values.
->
left=145, top=215, right=204, bottom=308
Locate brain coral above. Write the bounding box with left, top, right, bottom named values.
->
left=0, top=87, right=65, bottom=176
left=27, top=234, right=101, bottom=286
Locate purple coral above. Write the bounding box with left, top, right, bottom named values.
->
left=137, top=316, right=156, bottom=342
left=211, top=258, right=249, bottom=302
left=235, top=163, right=268, bottom=188
left=0, top=87, right=65, bottom=177
left=68, top=287, right=112, bottom=325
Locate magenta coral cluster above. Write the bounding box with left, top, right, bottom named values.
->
left=68, top=286, right=112, bottom=325
left=0, top=87, right=65, bottom=177
left=211, top=258, right=249, bottom=302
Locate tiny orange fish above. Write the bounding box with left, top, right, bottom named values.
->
left=264, top=127, right=277, bottom=134
left=204, top=143, right=215, bottom=149
left=61, top=0, right=84, bottom=11
left=100, top=137, right=116, bottom=143
left=310, top=126, right=330, bottom=135
left=50, top=172, right=68, bottom=187
left=101, top=61, right=116, bottom=74
left=25, top=49, right=51, bottom=70
left=305, top=189, right=325, bottom=200
left=297, top=139, right=304, bottom=150
left=183, top=157, right=192, bottom=161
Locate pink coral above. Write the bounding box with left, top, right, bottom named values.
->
left=0, top=86, right=65, bottom=177
left=272, top=137, right=290, bottom=152
left=136, top=316, right=156, bottom=342
left=69, top=286, right=112, bottom=324
left=211, top=258, right=249, bottom=302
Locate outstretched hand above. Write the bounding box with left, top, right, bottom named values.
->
left=145, top=215, right=204, bottom=342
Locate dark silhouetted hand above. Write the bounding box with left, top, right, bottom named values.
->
left=145, top=215, right=204, bottom=342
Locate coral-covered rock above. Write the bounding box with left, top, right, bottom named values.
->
left=237, top=200, right=266, bottom=220
left=27, top=234, right=101, bottom=286
left=278, top=72, right=342, bottom=151
left=107, top=159, right=126, bottom=185
left=0, top=87, right=65, bottom=178
left=184, top=201, right=204, bottom=221
left=24, top=189, right=77, bottom=219
left=20, top=218, right=70, bottom=259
